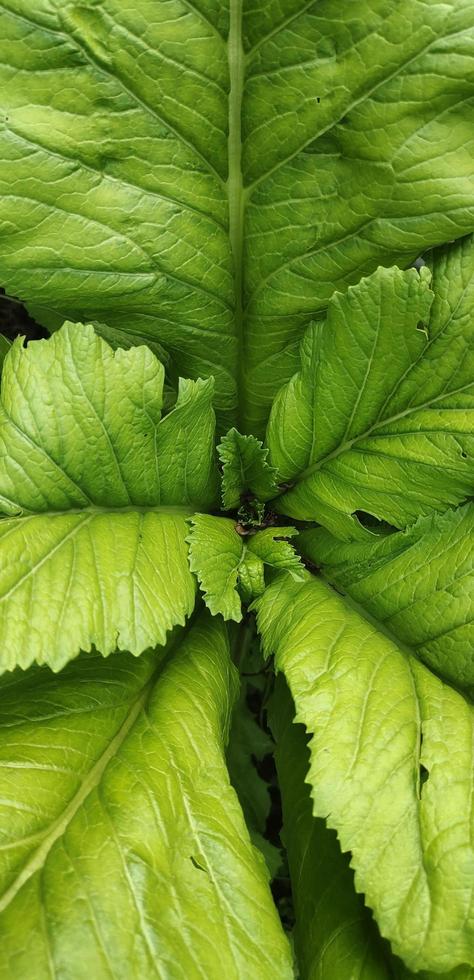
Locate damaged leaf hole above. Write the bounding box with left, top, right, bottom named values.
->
left=418, top=732, right=430, bottom=799
left=190, top=855, right=208, bottom=873
left=419, top=764, right=430, bottom=798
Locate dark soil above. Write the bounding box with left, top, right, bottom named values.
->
left=0, top=290, right=48, bottom=343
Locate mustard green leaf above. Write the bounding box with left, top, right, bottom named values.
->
left=270, top=677, right=402, bottom=980
left=218, top=427, right=278, bottom=510
left=154, top=376, right=219, bottom=509
left=0, top=508, right=195, bottom=673
left=188, top=515, right=304, bottom=619
left=187, top=514, right=244, bottom=621
left=300, top=503, right=474, bottom=691
left=0, top=321, right=217, bottom=512
left=256, top=574, right=474, bottom=973
left=238, top=548, right=266, bottom=604
left=0, top=614, right=293, bottom=979
left=0, top=322, right=221, bottom=670
left=270, top=675, right=474, bottom=980
left=267, top=262, right=474, bottom=538
left=1, top=2, right=474, bottom=429
left=247, top=526, right=305, bottom=581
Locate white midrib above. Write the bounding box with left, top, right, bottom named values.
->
left=227, top=0, right=245, bottom=429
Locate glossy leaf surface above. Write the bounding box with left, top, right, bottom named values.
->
left=0, top=323, right=219, bottom=669
left=256, top=574, right=474, bottom=973
left=1, top=1, right=474, bottom=429
left=0, top=616, right=293, bottom=979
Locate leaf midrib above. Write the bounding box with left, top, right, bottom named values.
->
left=293, top=379, right=473, bottom=486
left=341, top=589, right=472, bottom=701
left=0, top=504, right=192, bottom=520
left=227, top=0, right=246, bottom=429
left=0, top=669, right=158, bottom=914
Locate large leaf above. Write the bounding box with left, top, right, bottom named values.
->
left=0, top=322, right=220, bottom=671
left=256, top=573, right=474, bottom=974
left=266, top=253, right=474, bottom=538
left=1, top=2, right=474, bottom=430
left=299, top=502, right=474, bottom=691
left=269, top=676, right=397, bottom=980
left=269, top=676, right=474, bottom=980
left=0, top=614, right=293, bottom=979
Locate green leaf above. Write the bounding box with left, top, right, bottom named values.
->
left=0, top=322, right=221, bottom=670
left=1, top=4, right=474, bottom=430
left=0, top=321, right=217, bottom=513
left=0, top=614, right=293, bottom=979
left=218, top=428, right=278, bottom=510
left=270, top=676, right=400, bottom=980
left=256, top=573, right=474, bottom=974
left=238, top=548, right=266, bottom=604
left=267, top=261, right=474, bottom=538
left=154, top=375, right=218, bottom=507
left=188, top=515, right=304, bottom=620
left=188, top=515, right=244, bottom=621
left=299, top=503, right=474, bottom=691
left=270, top=676, right=373, bottom=979
left=1, top=508, right=195, bottom=673
left=270, top=676, right=474, bottom=980
left=248, top=526, right=305, bottom=578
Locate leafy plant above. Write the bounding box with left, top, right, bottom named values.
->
left=0, top=1, right=473, bottom=977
